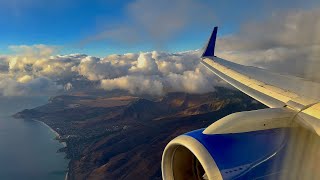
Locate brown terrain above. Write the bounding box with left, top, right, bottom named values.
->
left=14, top=87, right=265, bottom=180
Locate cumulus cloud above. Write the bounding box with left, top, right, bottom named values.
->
left=77, top=56, right=121, bottom=81
left=99, top=54, right=218, bottom=96
left=101, top=76, right=164, bottom=96
left=0, top=45, right=219, bottom=96
left=3, top=8, right=319, bottom=97
left=0, top=45, right=79, bottom=96
left=129, top=52, right=159, bottom=74
left=216, top=8, right=320, bottom=82
left=166, top=67, right=215, bottom=94
left=98, top=50, right=219, bottom=95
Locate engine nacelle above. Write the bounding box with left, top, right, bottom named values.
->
left=162, top=132, right=222, bottom=180
left=162, top=108, right=296, bottom=180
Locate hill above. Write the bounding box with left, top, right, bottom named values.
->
left=14, top=87, right=266, bottom=179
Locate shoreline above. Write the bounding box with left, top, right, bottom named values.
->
left=32, top=119, right=67, bottom=147
left=65, top=172, right=69, bottom=180
left=10, top=116, right=70, bottom=179
left=32, top=119, right=69, bottom=180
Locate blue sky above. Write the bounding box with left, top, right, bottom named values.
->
left=0, top=0, right=319, bottom=57
left=0, top=0, right=319, bottom=97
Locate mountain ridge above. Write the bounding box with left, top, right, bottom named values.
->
left=13, top=87, right=266, bottom=179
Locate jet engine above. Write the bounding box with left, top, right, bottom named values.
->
left=161, top=108, right=298, bottom=180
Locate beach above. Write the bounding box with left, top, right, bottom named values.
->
left=33, top=119, right=69, bottom=180
left=33, top=119, right=67, bottom=147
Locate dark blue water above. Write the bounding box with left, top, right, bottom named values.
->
left=0, top=97, right=68, bottom=180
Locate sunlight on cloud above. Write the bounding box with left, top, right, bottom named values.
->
left=217, top=8, right=320, bottom=82
left=0, top=46, right=220, bottom=96
left=101, top=76, right=164, bottom=96
left=17, top=75, right=33, bottom=83
left=2, top=8, right=319, bottom=97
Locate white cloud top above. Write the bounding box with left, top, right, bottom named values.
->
left=1, top=8, right=319, bottom=97
left=0, top=47, right=219, bottom=96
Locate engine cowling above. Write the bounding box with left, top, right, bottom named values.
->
left=162, top=108, right=295, bottom=180
left=162, top=128, right=290, bottom=180
left=162, top=132, right=223, bottom=180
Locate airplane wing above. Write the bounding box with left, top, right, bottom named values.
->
left=162, top=27, right=320, bottom=180
left=201, top=27, right=320, bottom=136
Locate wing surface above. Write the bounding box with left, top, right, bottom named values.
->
left=202, top=27, right=320, bottom=135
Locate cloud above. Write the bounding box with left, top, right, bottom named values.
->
left=83, top=0, right=215, bottom=46
left=17, top=75, right=33, bottom=83
left=98, top=51, right=220, bottom=95
left=101, top=76, right=164, bottom=96
left=166, top=67, right=215, bottom=94
left=1, top=44, right=220, bottom=96
left=99, top=51, right=219, bottom=96
left=0, top=45, right=79, bottom=96
left=3, top=8, right=319, bottom=97
left=129, top=52, right=159, bottom=74
left=216, top=8, right=320, bottom=82
left=0, top=77, right=62, bottom=96
left=7, top=49, right=80, bottom=80
left=9, top=44, right=57, bottom=57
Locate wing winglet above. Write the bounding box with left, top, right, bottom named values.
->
left=202, top=26, right=218, bottom=57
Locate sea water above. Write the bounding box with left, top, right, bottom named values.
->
left=0, top=97, right=68, bottom=180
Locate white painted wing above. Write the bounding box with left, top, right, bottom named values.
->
left=201, top=56, right=320, bottom=135
left=202, top=57, right=320, bottom=108
left=201, top=27, right=320, bottom=135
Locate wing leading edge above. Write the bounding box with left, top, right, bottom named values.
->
left=201, top=27, right=320, bottom=135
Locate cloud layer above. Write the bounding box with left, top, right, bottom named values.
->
left=1, top=8, right=319, bottom=97
left=0, top=46, right=219, bottom=96
left=216, top=8, right=320, bottom=81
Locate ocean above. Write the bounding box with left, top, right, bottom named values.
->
left=0, top=97, right=69, bottom=180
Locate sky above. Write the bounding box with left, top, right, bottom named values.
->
left=1, top=0, right=319, bottom=57
left=0, top=0, right=320, bottom=98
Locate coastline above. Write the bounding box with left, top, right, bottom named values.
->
left=65, top=172, right=69, bottom=180
left=32, top=119, right=69, bottom=180
left=32, top=119, right=67, bottom=147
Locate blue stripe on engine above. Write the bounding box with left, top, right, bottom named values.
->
left=185, top=128, right=289, bottom=179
